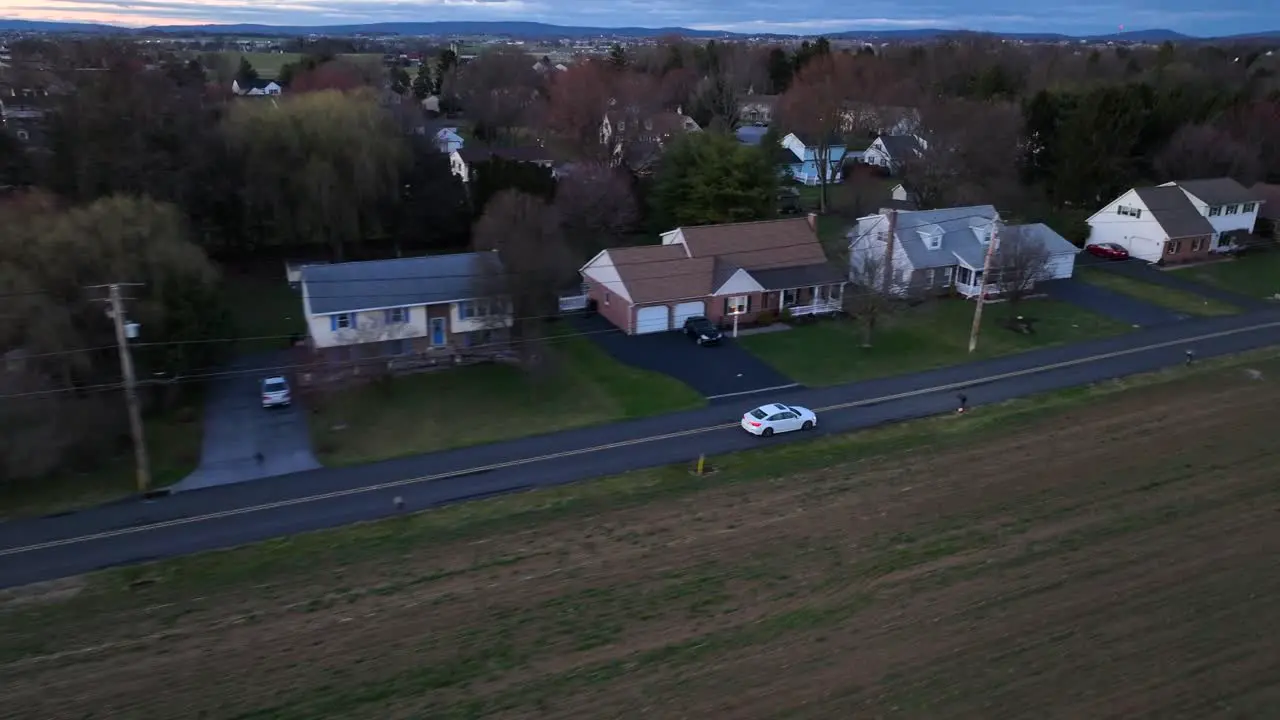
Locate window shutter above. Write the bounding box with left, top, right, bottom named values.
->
left=330, top=315, right=338, bottom=332
left=723, top=298, right=730, bottom=315
left=746, top=296, right=753, bottom=312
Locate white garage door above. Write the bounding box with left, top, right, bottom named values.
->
left=672, top=301, right=705, bottom=328
left=634, top=305, right=672, bottom=335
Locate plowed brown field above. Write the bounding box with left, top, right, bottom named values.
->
left=3, top=363, right=1280, bottom=719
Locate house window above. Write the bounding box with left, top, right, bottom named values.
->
left=386, top=338, right=407, bottom=356
left=725, top=295, right=750, bottom=314
left=942, top=267, right=954, bottom=286
left=604, top=292, right=610, bottom=306
left=460, top=300, right=499, bottom=319
left=1117, top=205, right=1142, bottom=218
left=924, top=268, right=935, bottom=286
left=782, top=289, right=798, bottom=307
left=1225, top=204, right=1239, bottom=215
left=332, top=313, right=352, bottom=330
left=1243, top=202, right=1256, bottom=213
left=386, top=307, right=408, bottom=324
left=1167, top=241, right=1181, bottom=255
left=1208, top=206, right=1222, bottom=217
left=1190, top=238, right=1204, bottom=252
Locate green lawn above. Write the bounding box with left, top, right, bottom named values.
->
left=222, top=52, right=386, bottom=79
left=310, top=328, right=705, bottom=465
left=0, top=406, right=202, bottom=520
left=220, top=273, right=308, bottom=354
left=1078, top=267, right=1240, bottom=316
left=741, top=297, right=1131, bottom=386
left=1170, top=252, right=1280, bottom=300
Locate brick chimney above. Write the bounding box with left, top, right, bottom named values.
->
left=806, top=212, right=817, bottom=233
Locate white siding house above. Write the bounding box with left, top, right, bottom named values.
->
left=849, top=206, right=1077, bottom=299
left=1085, top=179, right=1262, bottom=264
left=862, top=135, right=925, bottom=172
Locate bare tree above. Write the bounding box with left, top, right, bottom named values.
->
left=545, top=61, right=613, bottom=160
left=555, top=161, right=639, bottom=257
left=451, top=47, right=543, bottom=144
left=989, top=225, right=1052, bottom=317
left=1154, top=123, right=1262, bottom=186
left=844, top=215, right=917, bottom=347
left=897, top=98, right=1024, bottom=210
left=776, top=55, right=849, bottom=213
left=472, top=190, right=576, bottom=370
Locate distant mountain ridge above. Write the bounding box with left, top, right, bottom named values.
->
left=0, top=18, right=1277, bottom=41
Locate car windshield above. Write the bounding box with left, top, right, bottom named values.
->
left=749, top=408, right=768, bottom=420
left=264, top=379, right=286, bottom=392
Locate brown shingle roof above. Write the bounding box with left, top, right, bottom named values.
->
left=1169, top=178, right=1263, bottom=206
left=1250, top=183, right=1280, bottom=219
left=678, top=217, right=830, bottom=271
left=1134, top=186, right=1215, bottom=239
left=606, top=244, right=714, bottom=304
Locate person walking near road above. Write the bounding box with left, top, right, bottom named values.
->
left=1185, top=349, right=1195, bottom=366
left=956, top=393, right=968, bottom=414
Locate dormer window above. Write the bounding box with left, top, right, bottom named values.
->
left=1243, top=202, right=1256, bottom=213
left=1117, top=205, right=1142, bottom=218
left=1225, top=204, right=1239, bottom=215
left=1208, top=206, right=1222, bottom=216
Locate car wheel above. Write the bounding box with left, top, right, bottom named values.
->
left=762, top=427, right=773, bottom=437
left=802, top=420, right=813, bottom=430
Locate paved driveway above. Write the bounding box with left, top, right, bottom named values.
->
left=1040, top=278, right=1189, bottom=327
left=571, top=315, right=798, bottom=399
left=171, top=353, right=322, bottom=491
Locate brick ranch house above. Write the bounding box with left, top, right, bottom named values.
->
left=579, top=215, right=847, bottom=335
left=299, top=251, right=513, bottom=370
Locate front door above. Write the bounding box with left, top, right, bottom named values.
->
left=430, top=317, right=446, bottom=347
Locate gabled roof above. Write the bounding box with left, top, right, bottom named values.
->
left=1134, top=186, right=1215, bottom=239
left=679, top=217, right=830, bottom=271
left=882, top=205, right=1000, bottom=269
left=792, top=131, right=845, bottom=147
left=1164, top=178, right=1263, bottom=207
left=606, top=245, right=714, bottom=304
left=302, top=251, right=502, bottom=315
left=457, top=146, right=554, bottom=164
left=875, top=135, right=923, bottom=160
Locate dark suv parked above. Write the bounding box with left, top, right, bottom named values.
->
left=683, top=316, right=723, bottom=346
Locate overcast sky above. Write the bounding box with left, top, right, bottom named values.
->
left=0, top=0, right=1272, bottom=36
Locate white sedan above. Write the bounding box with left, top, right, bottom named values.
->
left=741, top=403, right=818, bottom=437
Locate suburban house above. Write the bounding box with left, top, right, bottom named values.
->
left=1085, top=178, right=1265, bottom=264
left=449, top=146, right=556, bottom=183
left=778, top=132, right=847, bottom=185
left=579, top=215, right=846, bottom=335
left=599, top=109, right=700, bottom=153
left=739, top=93, right=778, bottom=124
left=299, top=252, right=512, bottom=365
left=862, top=134, right=925, bottom=172
left=1250, top=182, right=1280, bottom=241
left=884, top=183, right=919, bottom=210
left=848, top=206, right=1079, bottom=298
left=232, top=79, right=282, bottom=96
left=432, top=126, right=465, bottom=154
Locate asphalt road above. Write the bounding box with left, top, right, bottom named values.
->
left=173, top=352, right=321, bottom=490
left=3, top=309, right=1280, bottom=589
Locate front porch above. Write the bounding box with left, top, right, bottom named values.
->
left=954, top=266, right=1000, bottom=299
left=761, top=283, right=845, bottom=316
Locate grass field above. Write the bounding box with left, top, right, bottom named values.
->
left=4, top=351, right=1279, bottom=717
left=222, top=52, right=386, bottom=79
left=1078, top=266, right=1240, bottom=316
left=310, top=328, right=704, bottom=465
left=741, top=297, right=1130, bottom=385
left=1171, top=251, right=1280, bottom=300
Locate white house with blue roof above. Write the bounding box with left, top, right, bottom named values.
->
left=299, top=251, right=513, bottom=364
left=847, top=205, right=1079, bottom=299
left=778, top=132, right=847, bottom=185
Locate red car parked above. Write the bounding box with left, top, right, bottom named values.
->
left=1086, top=242, right=1130, bottom=260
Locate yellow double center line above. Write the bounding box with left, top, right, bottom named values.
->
left=3, top=319, right=1278, bottom=559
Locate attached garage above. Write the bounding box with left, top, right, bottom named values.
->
left=1043, top=251, right=1077, bottom=281
left=634, top=305, right=672, bottom=334
left=672, top=301, right=705, bottom=328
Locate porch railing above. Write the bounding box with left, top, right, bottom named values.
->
left=558, top=294, right=588, bottom=312
left=786, top=301, right=842, bottom=317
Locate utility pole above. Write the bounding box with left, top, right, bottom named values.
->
left=967, top=221, right=1000, bottom=354
left=97, top=283, right=152, bottom=493
left=880, top=208, right=899, bottom=296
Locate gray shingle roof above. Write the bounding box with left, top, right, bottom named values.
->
left=876, top=135, right=923, bottom=161
left=887, top=205, right=1001, bottom=269
left=1167, top=178, right=1263, bottom=207
left=750, top=263, right=846, bottom=290
left=1134, top=186, right=1215, bottom=239
left=302, top=252, right=501, bottom=315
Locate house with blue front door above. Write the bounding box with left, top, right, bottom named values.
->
left=777, top=132, right=846, bottom=185
left=299, top=251, right=513, bottom=367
